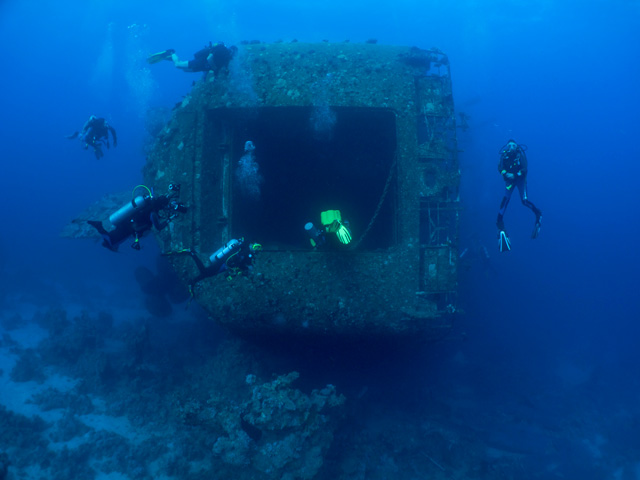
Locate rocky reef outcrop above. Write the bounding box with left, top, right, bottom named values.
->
left=208, top=371, right=345, bottom=479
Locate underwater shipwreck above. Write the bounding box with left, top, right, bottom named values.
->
left=145, top=41, right=461, bottom=338
left=68, top=41, right=461, bottom=338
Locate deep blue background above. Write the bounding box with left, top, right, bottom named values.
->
left=1, top=0, right=639, bottom=444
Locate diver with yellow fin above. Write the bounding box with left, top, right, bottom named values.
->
left=305, top=209, right=352, bottom=248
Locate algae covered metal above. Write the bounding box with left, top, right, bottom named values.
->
left=145, top=41, right=460, bottom=337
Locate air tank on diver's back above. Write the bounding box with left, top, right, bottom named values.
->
left=109, top=196, right=149, bottom=225
left=209, top=238, right=241, bottom=263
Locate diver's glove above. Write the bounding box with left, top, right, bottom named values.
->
left=334, top=221, right=352, bottom=245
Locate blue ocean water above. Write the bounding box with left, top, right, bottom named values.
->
left=1, top=0, right=639, bottom=478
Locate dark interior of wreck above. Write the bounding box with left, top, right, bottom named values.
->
left=204, top=106, right=398, bottom=251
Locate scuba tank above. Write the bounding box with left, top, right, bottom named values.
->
left=209, top=238, right=241, bottom=263
left=305, top=222, right=325, bottom=248
left=109, top=196, right=149, bottom=226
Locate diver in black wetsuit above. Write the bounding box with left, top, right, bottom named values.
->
left=67, top=116, right=117, bottom=159
left=88, top=184, right=186, bottom=251
left=148, top=42, right=237, bottom=77
left=165, top=238, right=261, bottom=291
left=496, top=139, right=542, bottom=252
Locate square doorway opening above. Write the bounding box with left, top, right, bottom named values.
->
left=208, top=106, right=397, bottom=250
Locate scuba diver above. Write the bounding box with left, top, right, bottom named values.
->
left=88, top=184, right=187, bottom=252
left=147, top=42, right=237, bottom=77
left=305, top=209, right=352, bottom=248
left=165, top=238, right=261, bottom=293
left=66, top=115, right=117, bottom=159
left=236, top=140, right=263, bottom=201
left=496, top=139, right=543, bottom=252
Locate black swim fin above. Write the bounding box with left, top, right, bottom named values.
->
left=531, top=215, right=542, bottom=239
left=87, top=220, right=108, bottom=235
left=147, top=49, right=175, bottom=64
left=498, top=230, right=511, bottom=253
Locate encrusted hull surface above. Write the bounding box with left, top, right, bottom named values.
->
left=145, top=42, right=461, bottom=337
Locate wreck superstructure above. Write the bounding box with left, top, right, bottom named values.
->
left=145, top=42, right=460, bottom=338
